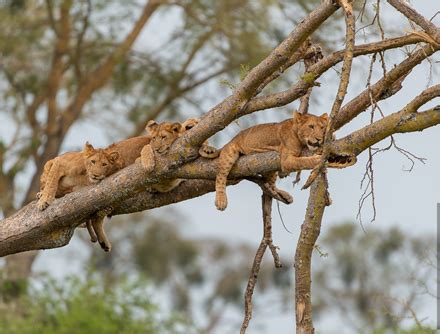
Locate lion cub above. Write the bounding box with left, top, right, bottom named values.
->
left=37, top=142, right=123, bottom=211
left=215, top=112, right=329, bottom=211
left=85, top=119, right=214, bottom=251
left=139, top=118, right=219, bottom=192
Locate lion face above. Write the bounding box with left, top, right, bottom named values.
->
left=295, top=112, right=329, bottom=152
left=149, top=122, right=182, bottom=153
left=83, top=142, right=121, bottom=184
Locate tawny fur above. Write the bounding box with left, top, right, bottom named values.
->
left=37, top=142, right=123, bottom=211
left=180, top=118, right=219, bottom=159
left=140, top=119, right=218, bottom=193
left=215, top=112, right=330, bottom=211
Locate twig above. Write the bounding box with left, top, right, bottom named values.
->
left=303, top=0, right=355, bottom=190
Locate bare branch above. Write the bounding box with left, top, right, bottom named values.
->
left=244, top=34, right=428, bottom=115
left=240, top=193, right=281, bottom=334
left=387, top=0, right=440, bottom=45
left=334, top=43, right=438, bottom=130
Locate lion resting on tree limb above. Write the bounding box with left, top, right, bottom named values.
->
left=214, top=111, right=356, bottom=211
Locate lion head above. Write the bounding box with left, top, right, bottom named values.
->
left=147, top=122, right=182, bottom=153
left=83, top=142, right=122, bottom=184
left=294, top=112, right=329, bottom=152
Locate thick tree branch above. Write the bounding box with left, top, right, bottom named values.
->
left=334, top=43, right=438, bottom=130
left=175, top=1, right=339, bottom=154
left=243, top=34, right=429, bottom=115
left=1, top=93, right=439, bottom=257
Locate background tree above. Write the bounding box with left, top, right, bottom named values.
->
left=0, top=0, right=438, bottom=332
left=0, top=0, right=327, bottom=295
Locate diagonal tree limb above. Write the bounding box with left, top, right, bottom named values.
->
left=174, top=1, right=340, bottom=154
left=0, top=96, right=438, bottom=257
left=243, top=34, right=431, bottom=115
left=334, top=43, right=438, bottom=130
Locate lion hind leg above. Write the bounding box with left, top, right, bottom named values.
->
left=262, top=171, right=293, bottom=205
left=215, top=145, right=240, bottom=211
left=86, top=221, right=98, bottom=243
left=91, top=207, right=113, bottom=252
left=92, top=217, right=111, bottom=252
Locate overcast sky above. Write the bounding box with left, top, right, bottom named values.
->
left=18, top=1, right=439, bottom=333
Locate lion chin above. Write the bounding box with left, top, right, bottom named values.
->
left=88, top=177, right=102, bottom=184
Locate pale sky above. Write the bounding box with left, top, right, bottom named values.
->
left=10, top=1, right=439, bottom=333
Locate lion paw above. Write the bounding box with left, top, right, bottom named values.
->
left=37, top=198, right=51, bottom=211
left=99, top=241, right=112, bottom=252
left=199, top=145, right=219, bottom=159
left=215, top=193, right=228, bottom=211
left=277, top=189, right=294, bottom=204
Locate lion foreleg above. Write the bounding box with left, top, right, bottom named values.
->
left=215, top=145, right=240, bottom=211
left=37, top=159, right=62, bottom=211
left=280, top=152, right=321, bottom=174
left=140, top=144, right=155, bottom=173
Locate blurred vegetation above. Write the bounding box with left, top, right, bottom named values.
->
left=0, top=0, right=432, bottom=332
left=314, top=222, right=436, bottom=332
left=85, top=216, right=292, bottom=332
left=0, top=275, right=197, bottom=334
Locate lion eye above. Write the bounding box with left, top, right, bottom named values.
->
left=102, top=163, right=107, bottom=167
left=309, top=124, right=314, bottom=129
left=162, top=135, right=167, bottom=139
left=91, top=160, right=96, bottom=164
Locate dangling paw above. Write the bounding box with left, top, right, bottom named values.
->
left=215, top=193, right=228, bottom=211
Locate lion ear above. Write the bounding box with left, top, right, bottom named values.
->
left=109, top=151, right=120, bottom=163
left=172, top=122, right=182, bottom=133
left=293, top=111, right=306, bottom=123
left=145, top=120, right=158, bottom=135
left=183, top=118, right=199, bottom=131
left=320, top=113, right=329, bottom=121
left=83, top=142, right=95, bottom=156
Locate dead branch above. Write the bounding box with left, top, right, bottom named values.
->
left=244, top=34, right=429, bottom=115
left=240, top=193, right=281, bottom=334
left=334, top=43, right=438, bottom=130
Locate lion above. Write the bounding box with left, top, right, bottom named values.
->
left=214, top=111, right=356, bottom=211
left=85, top=119, right=213, bottom=251
left=180, top=118, right=219, bottom=159
left=37, top=142, right=123, bottom=211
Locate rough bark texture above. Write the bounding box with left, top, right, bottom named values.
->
left=0, top=1, right=438, bottom=331
left=1, top=98, right=439, bottom=256
left=294, top=174, right=328, bottom=334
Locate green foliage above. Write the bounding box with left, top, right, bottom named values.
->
left=0, top=276, right=197, bottom=334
